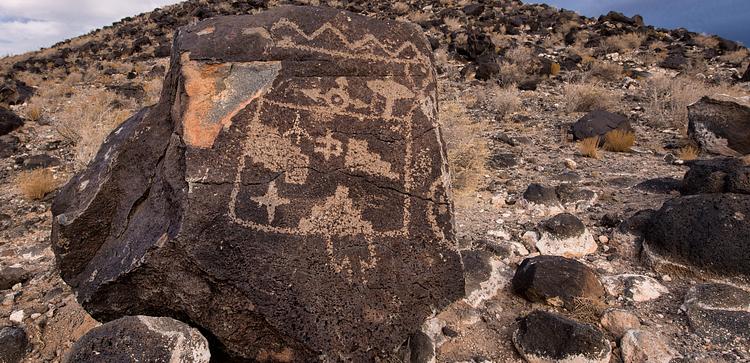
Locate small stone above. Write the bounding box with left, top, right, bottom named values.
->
left=564, top=158, right=577, bottom=170
left=9, top=310, right=24, bottom=323
left=30, top=313, right=41, bottom=320
left=536, top=213, right=597, bottom=258
left=441, top=326, right=459, bottom=338
left=487, top=229, right=510, bottom=240
left=661, top=274, right=672, bottom=282
left=598, top=235, right=609, bottom=243
left=620, top=330, right=680, bottom=363
left=0, top=326, right=28, bottom=363
left=600, top=309, right=640, bottom=337
left=602, top=274, right=668, bottom=302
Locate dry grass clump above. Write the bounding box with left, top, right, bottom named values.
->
left=478, top=85, right=521, bottom=120
left=677, top=145, right=700, bottom=160
left=569, top=297, right=607, bottom=324
left=694, top=35, right=720, bottom=49
left=505, top=46, right=535, bottom=66
left=603, top=130, right=635, bottom=152
left=497, top=62, right=526, bottom=86
left=408, top=11, right=431, bottom=23
left=577, top=137, right=601, bottom=159
left=392, top=1, right=410, bottom=15
left=443, top=16, right=463, bottom=32
left=564, top=83, right=617, bottom=113
left=719, top=49, right=749, bottom=64
left=143, top=79, right=163, bottom=106
left=440, top=100, right=489, bottom=205
left=24, top=103, right=43, bottom=123
left=603, top=33, right=645, bottom=53
left=56, top=88, right=131, bottom=168
left=586, top=61, right=623, bottom=82
left=16, top=169, right=58, bottom=200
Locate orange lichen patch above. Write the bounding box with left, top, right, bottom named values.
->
left=180, top=53, right=280, bottom=148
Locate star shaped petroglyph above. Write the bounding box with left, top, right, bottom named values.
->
left=251, top=180, right=290, bottom=224
left=314, top=131, right=343, bottom=160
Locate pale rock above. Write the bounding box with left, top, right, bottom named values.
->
left=620, top=329, right=680, bottom=363
left=600, top=308, right=640, bottom=337
left=602, top=274, right=669, bottom=302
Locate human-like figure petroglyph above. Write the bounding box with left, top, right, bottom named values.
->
left=251, top=180, right=289, bottom=223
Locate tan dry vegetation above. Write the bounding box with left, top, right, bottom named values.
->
left=56, top=88, right=132, bottom=168
left=478, top=84, right=521, bottom=120
left=497, top=62, right=526, bottom=86
left=564, top=83, right=618, bottom=113
left=694, top=35, right=720, bottom=49
left=408, top=11, right=431, bottom=23
left=586, top=61, right=623, bottom=82
left=505, top=46, right=535, bottom=67
left=440, top=100, right=489, bottom=205
left=16, top=169, right=59, bottom=200
left=577, top=137, right=601, bottom=159
left=603, top=33, right=645, bottom=53
left=443, top=16, right=463, bottom=32
left=719, top=49, right=749, bottom=64
left=603, top=129, right=635, bottom=152
left=392, top=1, right=410, bottom=15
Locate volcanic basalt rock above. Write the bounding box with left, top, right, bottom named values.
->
left=688, top=95, right=750, bottom=156
left=51, top=6, right=464, bottom=361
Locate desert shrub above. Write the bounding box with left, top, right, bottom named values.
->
left=719, top=49, right=749, bottom=64
left=24, top=102, right=43, bottom=123
left=478, top=85, right=521, bottom=120
left=56, top=88, right=131, bottom=168
left=564, top=83, right=617, bottom=113
left=443, top=16, right=463, bottom=32
left=677, top=145, right=699, bottom=160
left=16, top=169, right=58, bottom=200
left=505, top=46, right=534, bottom=65
left=577, top=137, right=601, bottom=159
left=392, top=1, right=410, bottom=14
left=408, top=11, right=430, bottom=23
left=603, top=130, right=635, bottom=152
left=440, top=100, right=489, bottom=204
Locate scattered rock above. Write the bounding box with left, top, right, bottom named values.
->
left=0, top=108, right=23, bottom=137
left=536, top=213, right=597, bottom=257
left=0, top=326, right=28, bottom=363
left=602, top=274, right=668, bottom=302
left=513, top=310, right=612, bottom=363
left=0, top=266, right=30, bottom=290
left=50, top=7, right=465, bottom=361
left=681, top=157, right=750, bottom=195
left=463, top=250, right=506, bottom=308
left=65, top=316, right=210, bottom=363
left=0, top=79, right=33, bottom=106
left=688, top=95, right=750, bottom=156
left=683, top=283, right=750, bottom=346
left=634, top=177, right=682, bottom=194
left=572, top=110, right=632, bottom=142
left=600, top=308, right=640, bottom=337
left=620, top=329, right=680, bottom=363
left=512, top=255, right=605, bottom=308
left=9, top=310, right=24, bottom=324
left=522, top=183, right=560, bottom=206
left=645, top=193, right=750, bottom=278
left=18, top=155, right=61, bottom=170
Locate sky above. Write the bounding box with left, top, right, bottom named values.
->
left=534, top=0, right=749, bottom=46
left=1, top=1, right=748, bottom=56
left=0, top=0, right=180, bottom=56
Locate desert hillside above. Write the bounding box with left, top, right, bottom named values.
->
left=1, top=0, right=749, bottom=362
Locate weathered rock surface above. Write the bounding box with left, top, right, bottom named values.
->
left=536, top=213, right=597, bottom=257
left=688, top=95, right=750, bottom=156
left=50, top=6, right=464, bottom=361
left=602, top=274, right=669, bottom=303
left=512, top=255, right=605, bottom=309
left=65, top=316, right=210, bottom=363
left=513, top=311, right=611, bottom=363
left=600, top=308, right=640, bottom=337
left=0, top=326, right=28, bottom=363
left=0, top=266, right=30, bottom=290
left=571, top=110, right=632, bottom=142
left=620, top=329, right=680, bottom=363
left=645, top=193, right=750, bottom=278
left=683, top=283, right=750, bottom=346
left=681, top=157, right=750, bottom=195
left=0, top=79, right=33, bottom=106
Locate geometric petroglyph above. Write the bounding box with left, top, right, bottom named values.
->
left=345, top=138, right=399, bottom=180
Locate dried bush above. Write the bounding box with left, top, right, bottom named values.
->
left=505, top=46, right=534, bottom=65
left=440, top=100, right=489, bottom=204
left=408, top=11, right=430, bottom=23
left=24, top=102, right=43, bottom=123
left=16, top=169, right=58, bottom=200
left=603, top=130, right=635, bottom=152
left=479, top=85, right=521, bottom=120
left=578, top=137, right=601, bottom=159
left=392, top=1, right=410, bottom=15
left=719, top=49, right=749, bottom=64
left=564, top=83, right=617, bottom=113
left=56, top=88, right=132, bottom=169
left=677, top=145, right=700, bottom=160
left=443, top=17, right=463, bottom=32
left=497, top=62, right=526, bottom=86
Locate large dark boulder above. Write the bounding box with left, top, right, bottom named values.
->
left=512, top=255, right=605, bottom=308
left=51, top=6, right=464, bottom=361
left=0, top=79, right=33, bottom=106
left=65, top=316, right=210, bottom=363
left=683, top=283, right=750, bottom=346
left=571, top=110, right=632, bottom=142
left=740, top=63, right=750, bottom=82
left=688, top=95, right=750, bottom=156
left=645, top=193, right=750, bottom=277
left=0, top=326, right=28, bottom=363
left=681, top=157, right=750, bottom=195
left=513, top=311, right=611, bottom=363
left=0, top=108, right=23, bottom=137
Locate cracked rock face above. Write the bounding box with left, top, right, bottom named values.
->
left=50, top=6, right=464, bottom=361
left=65, top=316, right=210, bottom=363
left=687, top=95, right=750, bottom=156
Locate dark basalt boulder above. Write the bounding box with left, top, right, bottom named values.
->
left=512, top=255, right=605, bottom=308
left=65, top=316, right=210, bottom=363
left=0, top=78, right=33, bottom=106
left=513, top=311, right=611, bottom=363
left=683, top=283, right=750, bottom=346
left=0, top=326, right=28, bottom=363
left=571, top=110, right=632, bottom=142
left=688, top=95, right=750, bottom=156
left=51, top=6, right=464, bottom=361
left=0, top=108, right=23, bottom=137
left=740, top=63, right=750, bottom=82
left=645, top=193, right=750, bottom=278
left=681, top=157, right=750, bottom=195
left=634, top=177, right=682, bottom=194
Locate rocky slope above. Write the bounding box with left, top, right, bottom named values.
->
left=1, top=0, right=749, bottom=362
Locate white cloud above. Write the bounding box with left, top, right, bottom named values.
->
left=0, top=0, right=181, bottom=56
